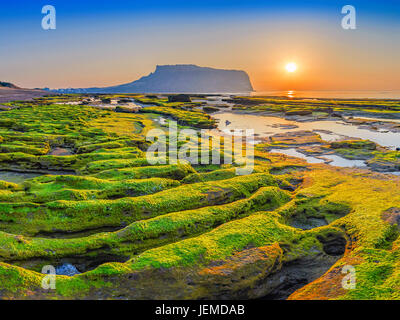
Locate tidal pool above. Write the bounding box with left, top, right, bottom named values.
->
left=214, top=112, right=400, bottom=149
left=268, top=148, right=365, bottom=168
left=0, top=170, right=77, bottom=184
left=322, top=155, right=366, bottom=168
left=0, top=171, right=41, bottom=184
left=192, top=95, right=234, bottom=109
left=269, top=148, right=325, bottom=164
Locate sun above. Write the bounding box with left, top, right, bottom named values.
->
left=285, top=62, right=297, bottom=73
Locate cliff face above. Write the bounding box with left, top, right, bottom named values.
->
left=57, top=65, right=254, bottom=94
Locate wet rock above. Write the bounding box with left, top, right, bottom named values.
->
left=330, top=140, right=376, bottom=150
left=48, top=147, right=73, bottom=156
left=269, top=165, right=307, bottom=175
left=290, top=217, right=328, bottom=230
left=0, top=171, right=41, bottom=184
left=168, top=94, right=191, bottom=103
left=366, top=160, right=400, bottom=172
left=382, top=207, right=400, bottom=230
left=298, top=145, right=326, bottom=156
left=288, top=255, right=361, bottom=300
left=118, top=98, right=133, bottom=103
left=317, top=233, right=347, bottom=256
left=115, top=106, right=141, bottom=113
left=203, top=106, right=219, bottom=113
left=287, top=199, right=351, bottom=231
left=285, top=110, right=313, bottom=116
left=268, top=131, right=322, bottom=146
left=225, top=98, right=267, bottom=106
left=196, top=244, right=283, bottom=299
left=259, top=254, right=341, bottom=300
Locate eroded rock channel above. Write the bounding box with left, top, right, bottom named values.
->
left=0, top=95, right=397, bottom=300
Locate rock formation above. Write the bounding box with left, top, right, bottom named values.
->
left=56, top=65, right=254, bottom=94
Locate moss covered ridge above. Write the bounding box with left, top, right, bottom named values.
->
left=0, top=95, right=399, bottom=300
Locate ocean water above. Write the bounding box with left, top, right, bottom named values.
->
left=250, top=90, right=400, bottom=100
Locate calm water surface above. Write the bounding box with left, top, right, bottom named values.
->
left=214, top=113, right=400, bottom=149
left=251, top=90, right=400, bottom=99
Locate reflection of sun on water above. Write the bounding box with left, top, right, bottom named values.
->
left=287, top=90, right=295, bottom=98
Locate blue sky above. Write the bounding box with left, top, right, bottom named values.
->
left=1, top=0, right=399, bottom=90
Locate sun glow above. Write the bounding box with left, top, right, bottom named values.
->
left=285, top=63, right=297, bottom=73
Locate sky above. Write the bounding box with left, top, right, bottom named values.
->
left=1, top=0, right=400, bottom=91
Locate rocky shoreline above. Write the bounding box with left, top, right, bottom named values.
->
left=206, top=96, right=400, bottom=173
left=0, top=93, right=399, bottom=300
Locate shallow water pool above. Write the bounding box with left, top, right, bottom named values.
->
left=0, top=171, right=41, bottom=184
left=214, top=112, right=400, bottom=149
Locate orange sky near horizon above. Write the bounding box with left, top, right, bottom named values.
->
left=2, top=11, right=400, bottom=91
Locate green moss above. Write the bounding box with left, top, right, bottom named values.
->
left=93, top=163, right=195, bottom=180
left=0, top=173, right=279, bottom=235
left=280, top=195, right=352, bottom=227
left=140, top=106, right=216, bottom=129
left=330, top=140, right=377, bottom=150
left=1, top=96, right=400, bottom=300
left=0, top=186, right=290, bottom=268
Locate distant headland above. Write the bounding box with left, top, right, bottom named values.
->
left=55, top=64, right=254, bottom=94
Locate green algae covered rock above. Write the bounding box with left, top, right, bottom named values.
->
left=0, top=97, right=399, bottom=300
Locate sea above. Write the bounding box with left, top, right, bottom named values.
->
left=250, top=90, right=400, bottom=100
